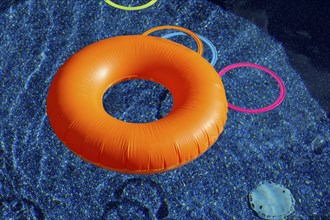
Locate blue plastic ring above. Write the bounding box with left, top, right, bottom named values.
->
left=162, top=32, right=218, bottom=66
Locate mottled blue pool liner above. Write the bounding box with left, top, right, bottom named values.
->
left=0, top=0, right=329, bottom=219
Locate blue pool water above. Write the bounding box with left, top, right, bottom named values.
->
left=1, top=0, right=329, bottom=219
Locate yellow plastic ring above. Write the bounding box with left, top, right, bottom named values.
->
left=104, top=0, right=157, bottom=11
left=142, top=25, right=204, bottom=55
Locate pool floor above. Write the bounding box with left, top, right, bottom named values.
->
left=1, top=0, right=329, bottom=219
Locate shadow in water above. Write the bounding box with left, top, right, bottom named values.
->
left=0, top=0, right=24, bottom=12
left=209, top=0, right=330, bottom=116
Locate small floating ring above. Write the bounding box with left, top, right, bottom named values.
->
left=142, top=25, right=204, bottom=55
left=104, top=0, right=157, bottom=11
left=218, top=62, right=286, bottom=113
left=162, top=32, right=218, bottom=66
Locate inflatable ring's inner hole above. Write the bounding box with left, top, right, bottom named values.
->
left=103, top=79, right=173, bottom=123
left=221, top=67, right=280, bottom=109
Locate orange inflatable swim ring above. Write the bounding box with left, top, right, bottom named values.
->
left=47, top=28, right=228, bottom=174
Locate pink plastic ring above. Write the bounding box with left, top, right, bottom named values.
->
left=218, top=62, right=286, bottom=113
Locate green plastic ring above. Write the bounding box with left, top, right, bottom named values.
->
left=104, top=0, right=157, bottom=11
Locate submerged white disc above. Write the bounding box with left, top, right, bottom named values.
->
left=249, top=181, right=295, bottom=220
